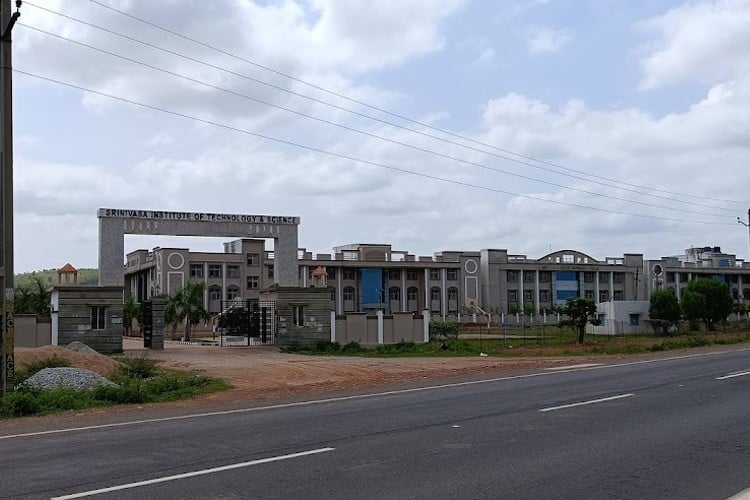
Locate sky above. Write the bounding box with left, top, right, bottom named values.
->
left=10, top=0, right=750, bottom=272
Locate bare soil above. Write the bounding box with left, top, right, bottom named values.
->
left=15, top=345, right=122, bottom=378
left=119, top=338, right=603, bottom=405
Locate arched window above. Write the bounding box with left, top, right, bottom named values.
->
left=226, top=286, right=239, bottom=301
left=389, top=287, right=401, bottom=301
left=448, top=287, right=458, bottom=300
left=430, top=287, right=441, bottom=301
left=209, top=285, right=221, bottom=301
left=407, top=287, right=418, bottom=301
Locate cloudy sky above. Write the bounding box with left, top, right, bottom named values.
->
left=11, top=0, right=750, bottom=272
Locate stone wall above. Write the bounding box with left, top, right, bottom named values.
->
left=265, top=287, right=331, bottom=348
left=51, top=286, right=124, bottom=353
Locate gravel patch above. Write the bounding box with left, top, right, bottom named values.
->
left=23, top=367, right=118, bottom=391
left=65, top=341, right=100, bottom=355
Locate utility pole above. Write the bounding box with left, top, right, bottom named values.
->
left=0, top=0, right=19, bottom=396
left=738, top=208, right=750, bottom=265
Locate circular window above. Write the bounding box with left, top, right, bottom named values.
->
left=167, top=252, right=185, bottom=270
left=464, top=259, right=478, bottom=274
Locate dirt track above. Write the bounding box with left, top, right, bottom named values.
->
left=121, top=338, right=602, bottom=404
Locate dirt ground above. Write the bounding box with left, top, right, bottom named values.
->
left=114, top=338, right=609, bottom=405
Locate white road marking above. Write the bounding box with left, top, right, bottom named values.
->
left=539, top=393, right=634, bottom=413
left=716, top=370, right=750, bottom=380
left=727, top=486, right=750, bottom=499
left=544, top=363, right=602, bottom=371
left=2, top=347, right=748, bottom=442
left=50, top=447, right=335, bottom=500
left=451, top=425, right=461, bottom=428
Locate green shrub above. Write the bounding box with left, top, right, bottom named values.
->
left=118, top=355, right=159, bottom=379
left=429, top=321, right=460, bottom=349
left=316, top=341, right=341, bottom=353
left=341, top=341, right=363, bottom=353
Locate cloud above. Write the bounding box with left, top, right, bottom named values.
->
left=639, top=0, right=750, bottom=89
left=525, top=26, right=572, bottom=55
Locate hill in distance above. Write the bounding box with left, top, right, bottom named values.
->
left=15, top=268, right=99, bottom=289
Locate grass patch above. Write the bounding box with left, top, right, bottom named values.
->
left=1, top=359, right=231, bottom=419
left=283, top=329, right=750, bottom=358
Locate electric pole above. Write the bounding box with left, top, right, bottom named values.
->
left=738, top=209, right=750, bottom=266
left=0, top=0, right=19, bottom=396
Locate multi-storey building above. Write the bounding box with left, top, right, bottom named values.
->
left=125, top=240, right=660, bottom=317
left=644, top=246, right=750, bottom=301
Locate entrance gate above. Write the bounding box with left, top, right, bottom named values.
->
left=217, top=299, right=276, bottom=347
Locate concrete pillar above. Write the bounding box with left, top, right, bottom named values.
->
left=519, top=270, right=524, bottom=308
left=676, top=272, right=682, bottom=300
left=330, top=311, right=336, bottom=343
left=150, top=296, right=165, bottom=350
left=595, top=271, right=600, bottom=302
left=377, top=310, right=384, bottom=344
left=423, top=309, right=430, bottom=342
left=400, top=269, right=406, bottom=312
left=441, top=268, right=447, bottom=320
left=423, top=268, right=430, bottom=312
left=609, top=271, right=614, bottom=301
left=534, top=270, right=540, bottom=314
left=336, top=267, right=343, bottom=315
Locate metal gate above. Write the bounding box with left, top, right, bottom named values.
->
left=217, top=299, right=276, bottom=347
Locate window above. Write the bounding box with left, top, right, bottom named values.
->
left=293, top=305, right=305, bottom=327
left=599, top=272, right=609, bottom=284
left=447, top=269, right=458, bottom=281
left=387, top=269, right=400, bottom=281
left=327, top=267, right=336, bottom=280
left=246, top=253, right=259, bottom=266
left=524, top=271, right=534, bottom=283
left=343, top=269, right=356, bottom=280
left=190, top=264, right=203, bottom=278
left=507, top=271, right=517, bottom=281
left=227, top=265, right=240, bottom=279
left=406, top=270, right=418, bottom=281
left=430, top=287, right=441, bottom=300
left=226, top=286, right=239, bottom=300
left=508, top=290, right=518, bottom=302
left=208, top=264, right=222, bottom=278
left=407, top=287, right=418, bottom=301
left=247, top=276, right=259, bottom=290
left=599, top=290, right=609, bottom=302
left=584, top=272, right=594, bottom=283
left=585, top=290, right=594, bottom=300
left=613, top=272, right=624, bottom=284
left=523, top=291, right=533, bottom=302
left=90, top=306, right=106, bottom=330
left=540, top=290, right=550, bottom=302
left=389, top=287, right=400, bottom=301
left=629, top=313, right=640, bottom=326
left=562, top=254, right=574, bottom=263
left=209, top=286, right=221, bottom=300
left=343, top=287, right=355, bottom=301
left=539, top=272, right=550, bottom=283
left=448, top=287, right=458, bottom=300
left=330, top=288, right=336, bottom=301
left=666, top=272, right=675, bottom=283
left=614, top=290, right=623, bottom=301
left=429, top=269, right=440, bottom=281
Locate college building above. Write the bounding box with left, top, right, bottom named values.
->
left=123, top=239, right=750, bottom=318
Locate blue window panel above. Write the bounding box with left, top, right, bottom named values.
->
left=556, top=290, right=579, bottom=301
left=360, top=268, right=383, bottom=307
left=719, top=259, right=731, bottom=268
left=713, top=274, right=726, bottom=282
left=629, top=314, right=640, bottom=326
left=555, top=271, right=577, bottom=281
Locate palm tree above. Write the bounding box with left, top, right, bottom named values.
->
left=165, top=282, right=210, bottom=341
left=122, top=295, right=141, bottom=337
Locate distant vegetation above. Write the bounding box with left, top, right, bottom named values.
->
left=15, top=268, right=99, bottom=288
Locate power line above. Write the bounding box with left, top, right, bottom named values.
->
left=13, top=68, right=738, bottom=228
left=26, top=2, right=735, bottom=214
left=17, top=22, right=737, bottom=219
left=83, top=0, right=748, bottom=206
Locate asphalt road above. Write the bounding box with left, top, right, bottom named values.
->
left=2, top=347, right=750, bottom=499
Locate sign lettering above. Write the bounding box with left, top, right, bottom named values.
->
left=99, top=208, right=300, bottom=225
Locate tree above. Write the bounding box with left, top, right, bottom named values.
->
left=649, top=290, right=681, bottom=336
left=559, top=298, right=598, bottom=344
left=13, top=278, right=51, bottom=317
left=122, top=295, right=141, bottom=337
left=164, top=282, right=210, bottom=341
left=680, top=278, right=733, bottom=331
